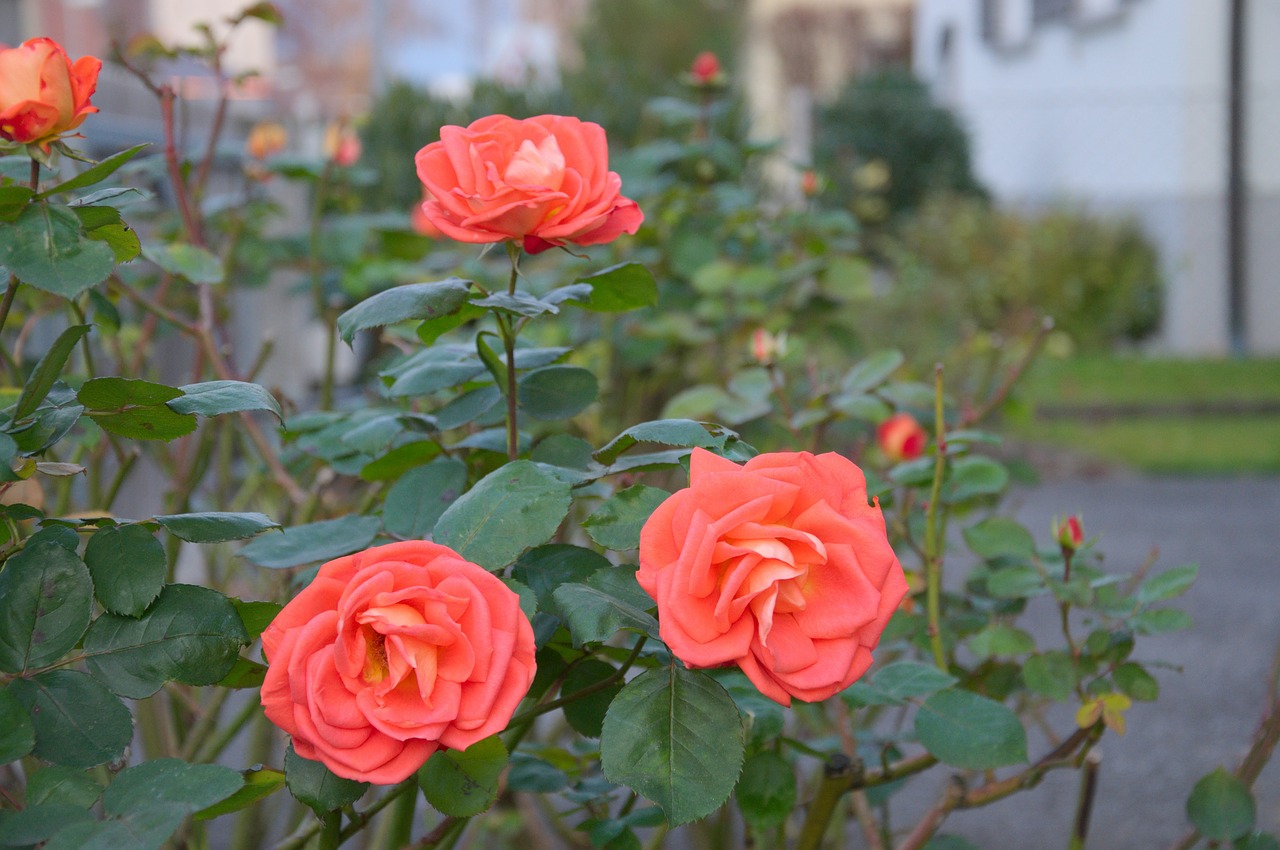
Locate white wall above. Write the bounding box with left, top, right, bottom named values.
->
left=913, top=0, right=1280, bottom=354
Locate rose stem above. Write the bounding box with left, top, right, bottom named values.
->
left=923, top=363, right=948, bottom=669
left=502, top=241, right=522, bottom=460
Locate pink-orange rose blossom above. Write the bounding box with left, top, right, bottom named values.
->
left=414, top=114, right=643, bottom=254
left=0, top=38, right=101, bottom=150
left=638, top=449, right=908, bottom=706
left=260, top=541, right=537, bottom=783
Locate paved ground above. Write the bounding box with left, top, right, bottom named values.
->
left=920, top=471, right=1280, bottom=849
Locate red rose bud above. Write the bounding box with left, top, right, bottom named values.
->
left=1054, top=515, right=1084, bottom=551
left=690, top=51, right=722, bottom=84
left=751, top=328, right=787, bottom=365
left=876, top=413, right=927, bottom=463
left=800, top=170, right=819, bottom=198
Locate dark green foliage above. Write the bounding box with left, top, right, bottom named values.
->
left=815, top=70, right=986, bottom=220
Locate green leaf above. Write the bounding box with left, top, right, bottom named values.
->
left=382, top=457, right=467, bottom=539
left=1022, top=651, right=1077, bottom=700
left=153, top=511, right=279, bottom=543
left=594, top=419, right=730, bottom=465
left=14, top=324, right=90, bottom=419
left=511, top=544, right=609, bottom=616
left=506, top=753, right=568, bottom=792
left=1235, top=834, right=1280, bottom=850
left=582, top=485, right=670, bottom=551
left=1132, top=608, right=1194, bottom=634
left=8, top=670, right=132, bottom=767
left=103, top=758, right=244, bottom=816
left=736, top=751, right=796, bottom=833
left=84, top=584, right=249, bottom=698
left=518, top=365, right=598, bottom=420
left=434, top=461, right=572, bottom=571
left=194, top=767, right=286, bottom=821
left=561, top=659, right=623, bottom=738
left=336, top=278, right=471, bottom=344
left=841, top=349, right=904, bottom=393
left=239, top=515, right=382, bottom=569
left=83, top=524, right=166, bottom=617
left=1137, top=563, right=1199, bottom=604
left=963, top=517, right=1035, bottom=560
left=76, top=206, right=141, bottom=263
left=575, top=262, right=659, bottom=312
left=968, top=624, right=1036, bottom=658
left=0, top=538, right=94, bottom=672
left=141, top=241, right=223, bottom=284
left=88, top=405, right=198, bottom=441
left=285, top=744, right=368, bottom=815
left=35, top=145, right=148, bottom=199
left=1187, top=768, right=1255, bottom=840
left=0, top=432, right=18, bottom=483
left=986, top=565, right=1047, bottom=599
left=552, top=568, right=660, bottom=647
left=474, top=331, right=508, bottom=393
left=601, top=665, right=745, bottom=827
left=0, top=685, right=35, bottom=763
left=231, top=598, right=283, bottom=641
left=1113, top=662, right=1160, bottom=701
left=435, top=385, right=502, bottom=430
left=914, top=689, right=1028, bottom=770
left=25, top=765, right=103, bottom=808
left=77, top=377, right=182, bottom=410
left=868, top=661, right=959, bottom=700
left=418, top=735, right=508, bottom=817
left=0, top=804, right=96, bottom=845
left=169, top=380, right=283, bottom=421
left=0, top=203, right=114, bottom=297
left=40, top=804, right=189, bottom=850
left=471, top=291, right=560, bottom=317
left=943, top=456, right=1009, bottom=503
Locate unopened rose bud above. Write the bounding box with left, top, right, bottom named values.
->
left=877, top=413, right=927, bottom=463
left=246, top=121, right=287, bottom=160
left=751, top=328, right=787, bottom=365
left=691, top=51, right=722, bottom=84
left=800, top=170, right=819, bottom=198
left=1053, top=515, right=1084, bottom=552
left=324, top=122, right=361, bottom=167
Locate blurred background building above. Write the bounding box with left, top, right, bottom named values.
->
left=914, top=0, right=1280, bottom=354
left=4, top=0, right=1278, bottom=355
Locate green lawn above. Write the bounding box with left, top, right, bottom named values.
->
left=1009, top=356, right=1280, bottom=474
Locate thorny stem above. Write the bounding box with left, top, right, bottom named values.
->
left=923, top=363, right=948, bottom=669
left=1068, top=750, right=1102, bottom=850
left=502, top=242, right=522, bottom=460
left=960, top=315, right=1054, bottom=428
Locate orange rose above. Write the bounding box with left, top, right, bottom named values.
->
left=0, top=38, right=101, bottom=150
left=638, top=449, right=908, bottom=706
left=260, top=541, right=537, bottom=784
left=414, top=114, right=643, bottom=254
left=246, top=121, right=287, bottom=160
left=411, top=189, right=444, bottom=238
left=877, top=412, right=927, bottom=463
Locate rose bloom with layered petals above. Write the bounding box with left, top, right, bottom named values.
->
left=638, top=449, right=908, bottom=706
left=877, top=412, right=928, bottom=463
left=414, top=114, right=643, bottom=254
left=260, top=541, right=536, bottom=784
left=0, top=38, right=101, bottom=150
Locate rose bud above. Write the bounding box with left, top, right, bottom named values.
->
left=876, top=413, right=927, bottom=463
left=638, top=449, right=908, bottom=706
left=800, top=170, right=819, bottom=198
left=690, top=51, right=722, bottom=85
left=0, top=38, right=101, bottom=151
left=324, top=122, right=361, bottom=167
left=751, top=328, right=787, bottom=365
left=1053, top=515, right=1084, bottom=552
left=246, top=121, right=287, bottom=160
left=415, top=114, right=643, bottom=255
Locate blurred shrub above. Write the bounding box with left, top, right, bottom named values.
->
left=873, top=194, right=1163, bottom=357
left=815, top=71, right=985, bottom=224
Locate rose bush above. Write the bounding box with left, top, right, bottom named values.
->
left=260, top=541, right=537, bottom=784
left=637, top=449, right=908, bottom=705
left=414, top=113, right=643, bottom=253
left=0, top=37, right=100, bottom=150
